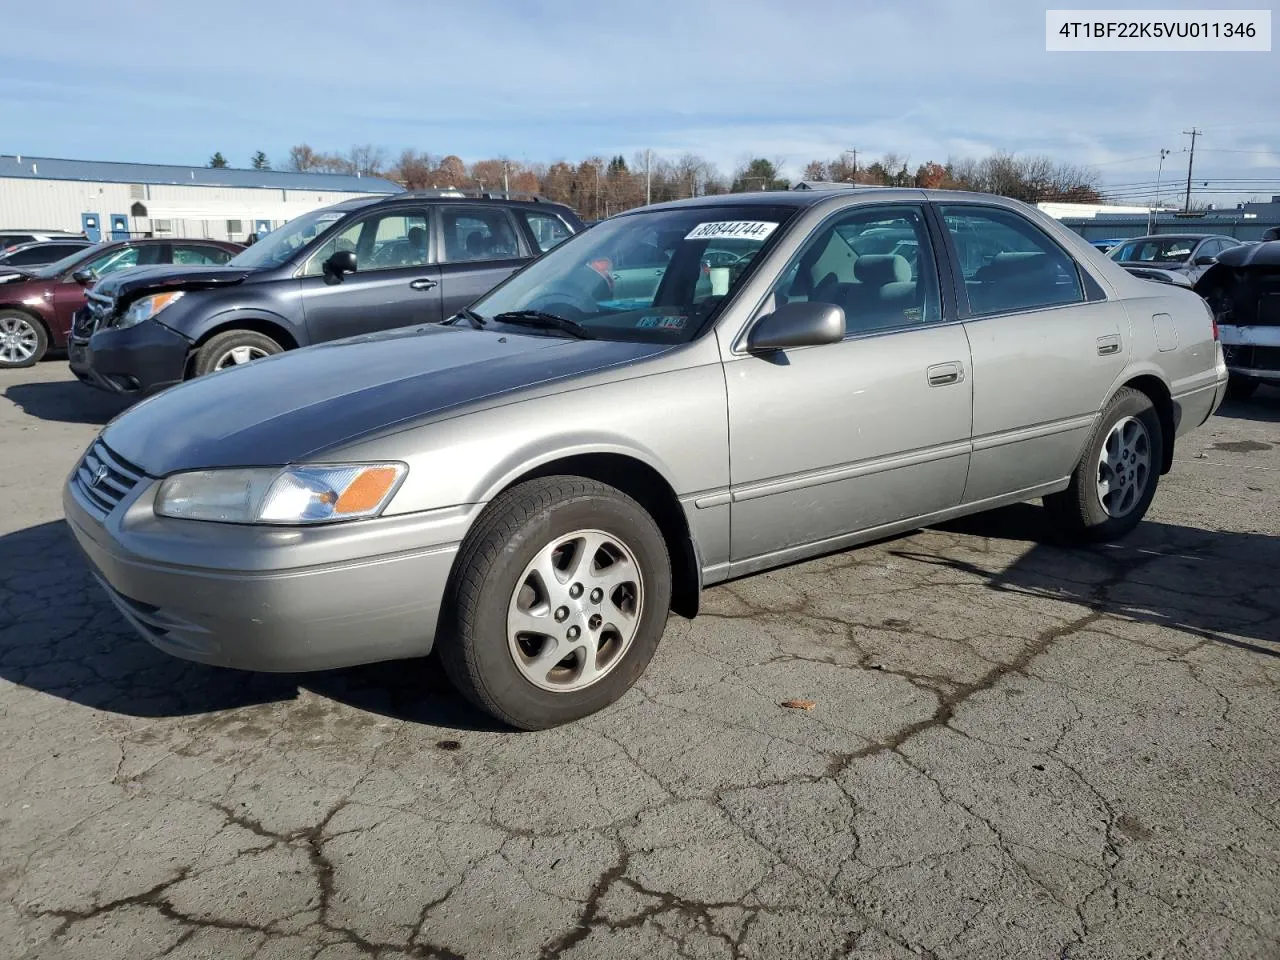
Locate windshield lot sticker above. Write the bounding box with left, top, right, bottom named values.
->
left=685, top=221, right=778, bottom=242
left=636, top=314, right=687, bottom=329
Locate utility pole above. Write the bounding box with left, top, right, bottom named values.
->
left=1182, top=128, right=1201, bottom=212
left=844, top=148, right=858, bottom=182
left=645, top=149, right=652, bottom=206
left=1149, top=148, right=1171, bottom=234
left=502, top=160, right=509, bottom=195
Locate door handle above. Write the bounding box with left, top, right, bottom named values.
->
left=409, top=278, right=438, bottom=291
left=1097, top=334, right=1121, bottom=356
left=927, top=361, right=965, bottom=387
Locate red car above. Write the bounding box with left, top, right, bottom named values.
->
left=0, top=238, right=242, bottom=368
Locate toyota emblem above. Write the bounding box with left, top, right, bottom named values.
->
left=90, top=465, right=109, bottom=488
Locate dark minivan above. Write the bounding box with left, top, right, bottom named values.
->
left=68, top=192, right=583, bottom=394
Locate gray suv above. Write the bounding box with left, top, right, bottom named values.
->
left=67, top=192, right=583, bottom=394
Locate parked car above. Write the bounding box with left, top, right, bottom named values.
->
left=0, top=238, right=93, bottom=268
left=64, top=189, right=1227, bottom=729
left=1108, top=234, right=1241, bottom=287
left=0, top=238, right=240, bottom=368
left=0, top=229, right=84, bottom=251
left=1195, top=239, right=1280, bottom=400
left=67, top=193, right=584, bottom=394
left=1089, top=238, right=1124, bottom=253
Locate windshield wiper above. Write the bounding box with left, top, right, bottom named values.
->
left=447, top=308, right=487, bottom=330
left=491, top=310, right=593, bottom=339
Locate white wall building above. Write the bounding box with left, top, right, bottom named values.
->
left=0, top=155, right=403, bottom=243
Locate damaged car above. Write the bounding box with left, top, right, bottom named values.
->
left=1195, top=239, right=1280, bottom=400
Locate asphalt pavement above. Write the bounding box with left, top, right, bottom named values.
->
left=1, top=363, right=1277, bottom=959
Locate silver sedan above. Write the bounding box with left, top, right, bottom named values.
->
left=64, top=189, right=1228, bottom=729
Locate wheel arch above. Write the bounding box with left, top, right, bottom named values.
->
left=1110, top=370, right=1175, bottom=474
left=473, top=449, right=701, bottom=619
left=184, top=313, right=299, bottom=377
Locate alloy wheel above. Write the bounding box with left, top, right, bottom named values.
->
left=0, top=316, right=39, bottom=364
left=1096, top=416, right=1152, bottom=518
left=213, top=344, right=269, bottom=370
left=507, top=528, right=644, bottom=692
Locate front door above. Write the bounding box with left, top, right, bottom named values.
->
left=936, top=204, right=1129, bottom=503
left=722, top=203, right=973, bottom=566
left=434, top=205, right=529, bottom=319
left=298, top=207, right=442, bottom=343
left=51, top=242, right=165, bottom=330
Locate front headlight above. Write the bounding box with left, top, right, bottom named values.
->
left=118, top=291, right=184, bottom=329
left=155, top=463, right=407, bottom=524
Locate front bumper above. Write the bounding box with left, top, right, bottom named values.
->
left=68, top=319, right=191, bottom=395
left=63, top=454, right=461, bottom=672
left=1219, top=325, right=1280, bottom=383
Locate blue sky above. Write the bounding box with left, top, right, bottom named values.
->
left=3, top=0, right=1277, bottom=204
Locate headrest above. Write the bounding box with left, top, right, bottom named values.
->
left=854, top=254, right=911, bottom=285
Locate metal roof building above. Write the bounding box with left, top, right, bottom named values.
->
left=0, top=154, right=404, bottom=243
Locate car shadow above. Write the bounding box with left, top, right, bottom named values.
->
left=927, top=505, right=1279, bottom=658
left=1213, top=387, right=1280, bottom=425
left=0, top=519, right=504, bottom=731
left=4, top=379, right=134, bottom=426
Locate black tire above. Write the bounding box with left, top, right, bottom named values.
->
left=1044, top=387, right=1164, bottom=543
left=1225, top=376, right=1259, bottom=402
left=438, top=476, right=672, bottom=730
left=0, top=310, right=48, bottom=369
left=191, top=329, right=283, bottom=378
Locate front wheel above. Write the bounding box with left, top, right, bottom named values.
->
left=192, top=329, right=283, bottom=378
left=0, top=311, right=48, bottom=368
left=438, top=476, right=672, bottom=730
left=1044, top=387, right=1163, bottom=543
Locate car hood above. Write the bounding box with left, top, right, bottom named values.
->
left=93, top=264, right=254, bottom=301
left=101, top=324, right=669, bottom=475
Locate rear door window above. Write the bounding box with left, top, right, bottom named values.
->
left=439, top=207, right=523, bottom=262
left=939, top=205, right=1084, bottom=315
left=173, top=244, right=233, bottom=265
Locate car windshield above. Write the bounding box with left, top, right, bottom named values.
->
left=226, top=208, right=350, bottom=270
left=464, top=205, right=796, bottom=343
left=1109, top=237, right=1197, bottom=263
left=30, top=242, right=112, bottom=279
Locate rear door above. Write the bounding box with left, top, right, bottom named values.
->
left=434, top=205, right=529, bottom=318
left=936, top=203, right=1129, bottom=503
left=298, top=206, right=442, bottom=343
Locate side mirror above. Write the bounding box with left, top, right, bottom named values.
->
left=323, top=250, right=358, bottom=281
left=746, top=301, right=845, bottom=353
left=71, top=269, right=95, bottom=285
left=1193, top=254, right=1217, bottom=266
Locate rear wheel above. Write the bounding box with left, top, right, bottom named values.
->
left=192, top=329, right=283, bottom=378
left=1225, top=376, right=1259, bottom=402
left=438, top=476, right=671, bottom=730
left=0, top=311, right=47, bottom=368
left=1044, top=387, right=1163, bottom=543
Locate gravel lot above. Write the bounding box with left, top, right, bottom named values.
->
left=2, top=363, right=1277, bottom=960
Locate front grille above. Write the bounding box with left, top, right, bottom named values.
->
left=73, top=439, right=143, bottom=515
